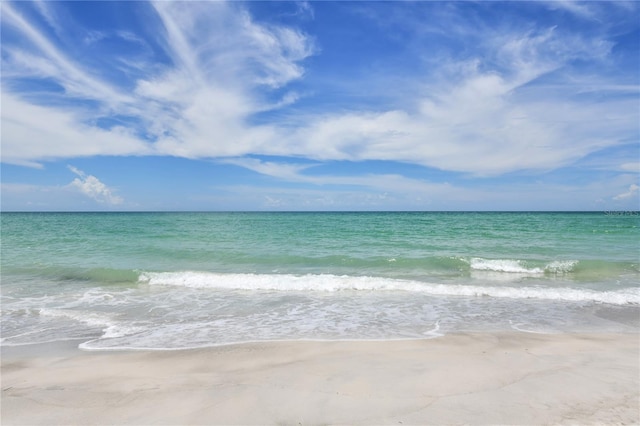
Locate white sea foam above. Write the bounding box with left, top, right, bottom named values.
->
left=545, top=260, right=579, bottom=274
left=139, top=271, right=413, bottom=292
left=39, top=308, right=114, bottom=328
left=466, top=258, right=582, bottom=284
left=39, top=308, right=142, bottom=340
left=508, top=320, right=561, bottom=335
left=468, top=258, right=544, bottom=274
left=138, top=271, right=640, bottom=305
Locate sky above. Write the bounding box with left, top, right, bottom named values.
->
left=1, top=0, right=639, bottom=211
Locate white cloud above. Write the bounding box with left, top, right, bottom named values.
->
left=2, top=2, right=134, bottom=107
left=613, top=184, right=639, bottom=201
left=138, top=0, right=316, bottom=151
left=296, top=2, right=315, bottom=20
left=223, top=157, right=456, bottom=197
left=221, top=158, right=316, bottom=180
left=1, top=1, right=636, bottom=181
left=544, top=1, right=637, bottom=21
left=283, top=88, right=635, bottom=175
left=67, top=166, right=123, bottom=205
left=213, top=23, right=634, bottom=176
left=0, top=180, right=125, bottom=211
left=544, top=1, right=598, bottom=20
left=148, top=1, right=314, bottom=89
left=272, top=24, right=633, bottom=176
left=1, top=93, right=151, bottom=166
left=1, top=1, right=315, bottom=166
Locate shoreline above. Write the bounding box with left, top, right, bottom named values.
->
left=2, top=332, right=639, bottom=425
left=3, top=328, right=640, bottom=355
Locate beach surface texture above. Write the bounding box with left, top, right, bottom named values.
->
left=2, top=333, right=638, bottom=425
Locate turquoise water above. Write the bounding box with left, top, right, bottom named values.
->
left=1, top=212, right=638, bottom=350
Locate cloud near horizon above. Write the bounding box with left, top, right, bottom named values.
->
left=613, top=184, right=639, bottom=201
left=67, top=166, right=123, bottom=205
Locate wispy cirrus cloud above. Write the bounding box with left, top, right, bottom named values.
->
left=1, top=92, right=151, bottom=168
left=220, top=157, right=316, bottom=180
left=221, top=157, right=452, bottom=195
left=273, top=19, right=637, bottom=175
left=147, top=1, right=635, bottom=176
left=1, top=0, right=638, bottom=181
left=1, top=0, right=315, bottom=165
left=2, top=2, right=134, bottom=106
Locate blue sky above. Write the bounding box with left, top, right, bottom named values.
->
left=1, top=0, right=638, bottom=211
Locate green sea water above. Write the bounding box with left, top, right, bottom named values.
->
left=1, top=212, right=638, bottom=350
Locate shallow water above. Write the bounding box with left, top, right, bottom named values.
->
left=2, top=212, right=638, bottom=350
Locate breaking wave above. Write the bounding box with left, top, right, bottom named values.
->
left=138, top=271, right=639, bottom=305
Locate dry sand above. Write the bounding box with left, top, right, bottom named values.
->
left=2, top=333, right=639, bottom=425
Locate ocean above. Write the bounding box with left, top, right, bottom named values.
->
left=1, top=211, right=638, bottom=351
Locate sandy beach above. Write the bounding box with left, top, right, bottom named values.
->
left=2, top=333, right=638, bottom=425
